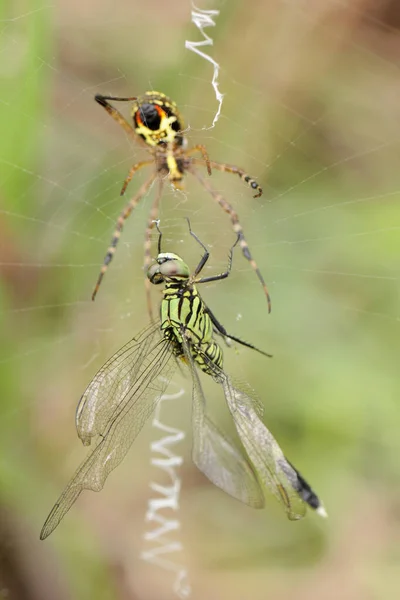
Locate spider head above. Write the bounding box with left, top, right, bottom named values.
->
left=147, top=253, right=190, bottom=285
left=132, top=92, right=184, bottom=149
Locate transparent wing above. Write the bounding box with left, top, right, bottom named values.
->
left=220, top=373, right=326, bottom=519
left=181, top=334, right=265, bottom=508
left=40, top=330, right=176, bottom=540
left=76, top=323, right=161, bottom=445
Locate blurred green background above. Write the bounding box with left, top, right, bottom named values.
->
left=1, top=0, right=399, bottom=599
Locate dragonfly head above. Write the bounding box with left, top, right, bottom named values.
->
left=147, top=252, right=190, bottom=285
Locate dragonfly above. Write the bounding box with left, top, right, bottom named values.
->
left=40, top=223, right=326, bottom=540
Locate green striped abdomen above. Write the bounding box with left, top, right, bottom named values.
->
left=160, top=284, right=223, bottom=375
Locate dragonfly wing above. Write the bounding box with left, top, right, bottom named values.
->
left=221, top=375, right=326, bottom=519
left=76, top=323, right=161, bottom=445
left=181, top=334, right=264, bottom=508
left=40, top=335, right=176, bottom=540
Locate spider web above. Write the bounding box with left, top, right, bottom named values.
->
left=1, top=1, right=400, bottom=599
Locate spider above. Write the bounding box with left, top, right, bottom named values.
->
left=93, top=91, right=271, bottom=316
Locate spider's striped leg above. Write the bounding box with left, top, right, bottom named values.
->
left=189, top=167, right=271, bottom=313
left=191, top=158, right=262, bottom=198
left=120, top=160, right=153, bottom=196
left=94, top=94, right=151, bottom=151
left=92, top=173, right=156, bottom=301
left=144, top=179, right=164, bottom=321
left=185, top=145, right=212, bottom=175
left=95, top=94, right=138, bottom=139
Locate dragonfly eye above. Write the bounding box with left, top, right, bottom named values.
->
left=147, top=263, right=164, bottom=284
left=159, top=259, right=190, bottom=280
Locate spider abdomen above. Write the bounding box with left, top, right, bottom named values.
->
left=132, top=91, right=185, bottom=149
